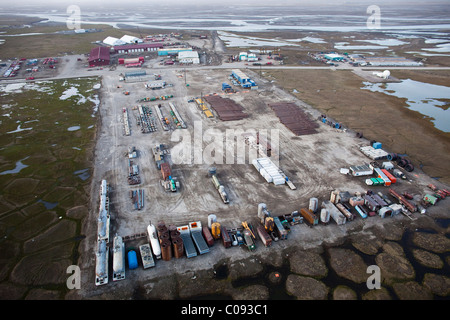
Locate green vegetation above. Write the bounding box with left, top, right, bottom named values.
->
left=0, top=77, right=99, bottom=298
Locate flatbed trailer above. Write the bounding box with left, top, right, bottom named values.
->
left=178, top=225, right=198, bottom=258
left=189, top=221, right=209, bottom=255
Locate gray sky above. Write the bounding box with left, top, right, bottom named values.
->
left=2, top=0, right=449, bottom=6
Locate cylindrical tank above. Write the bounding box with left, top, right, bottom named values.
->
left=264, top=217, right=274, bottom=232
left=170, top=229, right=180, bottom=240
left=258, top=203, right=267, bottom=223
left=127, top=250, right=138, bottom=270
left=159, top=231, right=170, bottom=244
left=211, top=222, right=221, bottom=239
left=172, top=237, right=184, bottom=258
left=309, top=198, right=318, bottom=213
left=208, top=214, right=217, bottom=229
left=208, top=167, right=217, bottom=176
left=320, top=208, right=330, bottom=224
left=212, top=175, right=221, bottom=189
left=147, top=224, right=161, bottom=259
left=160, top=240, right=172, bottom=261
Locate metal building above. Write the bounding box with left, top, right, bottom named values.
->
left=89, top=47, right=110, bottom=67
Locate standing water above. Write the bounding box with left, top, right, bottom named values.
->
left=362, top=79, right=450, bottom=133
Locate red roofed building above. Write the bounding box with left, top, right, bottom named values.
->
left=89, top=47, right=110, bottom=67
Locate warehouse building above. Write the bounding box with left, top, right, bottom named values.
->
left=158, top=47, right=192, bottom=56
left=103, top=36, right=126, bottom=46
left=113, top=43, right=164, bottom=54
left=120, top=35, right=143, bottom=44
left=89, top=47, right=111, bottom=67
left=365, top=57, right=423, bottom=67
left=178, top=51, right=200, bottom=64
left=324, top=53, right=345, bottom=61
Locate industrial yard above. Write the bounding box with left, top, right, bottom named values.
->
left=1, top=4, right=450, bottom=301
left=71, top=52, right=450, bottom=299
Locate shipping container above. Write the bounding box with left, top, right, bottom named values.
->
left=160, top=162, right=171, bottom=180
left=300, top=208, right=319, bottom=226
left=336, top=203, right=354, bottom=221
left=309, top=198, right=318, bottom=213
left=127, top=250, right=138, bottom=270
left=381, top=169, right=397, bottom=184
left=273, top=216, right=288, bottom=239
left=322, top=200, right=346, bottom=225
left=221, top=226, right=232, bottom=248
left=256, top=225, right=272, bottom=247
left=355, top=205, right=367, bottom=219
left=374, top=168, right=391, bottom=186
left=202, top=226, right=214, bottom=246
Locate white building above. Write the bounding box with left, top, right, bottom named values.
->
left=120, top=35, right=143, bottom=44
left=103, top=36, right=126, bottom=46
left=178, top=51, right=200, bottom=64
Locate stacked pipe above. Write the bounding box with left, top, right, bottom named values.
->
left=389, top=189, right=417, bottom=213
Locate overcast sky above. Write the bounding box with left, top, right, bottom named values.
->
left=3, top=0, right=449, bottom=7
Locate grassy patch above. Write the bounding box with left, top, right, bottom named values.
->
left=0, top=77, right=99, bottom=296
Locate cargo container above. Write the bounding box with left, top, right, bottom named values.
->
left=322, top=201, right=346, bottom=225
left=349, top=196, right=364, bottom=207
left=355, top=205, right=367, bottom=219
left=127, top=250, right=138, bottom=270
left=202, top=225, right=214, bottom=246
left=381, top=169, right=397, bottom=184
left=273, top=216, right=288, bottom=239
left=374, top=168, right=391, bottom=186
left=299, top=208, right=319, bottom=226
left=160, top=162, right=171, bottom=180
left=256, top=225, right=272, bottom=247
left=336, top=203, right=354, bottom=221
left=221, top=226, right=231, bottom=248
left=309, top=198, right=318, bottom=213
left=423, top=194, right=438, bottom=205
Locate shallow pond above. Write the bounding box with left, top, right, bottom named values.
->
left=362, top=79, right=450, bottom=132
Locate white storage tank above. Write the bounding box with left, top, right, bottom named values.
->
left=309, top=198, right=318, bottom=213
left=147, top=224, right=161, bottom=259
left=320, top=208, right=330, bottom=224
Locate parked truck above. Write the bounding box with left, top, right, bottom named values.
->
left=211, top=174, right=229, bottom=204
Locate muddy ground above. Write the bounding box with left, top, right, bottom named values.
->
left=262, top=68, right=450, bottom=184
left=69, top=57, right=450, bottom=300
